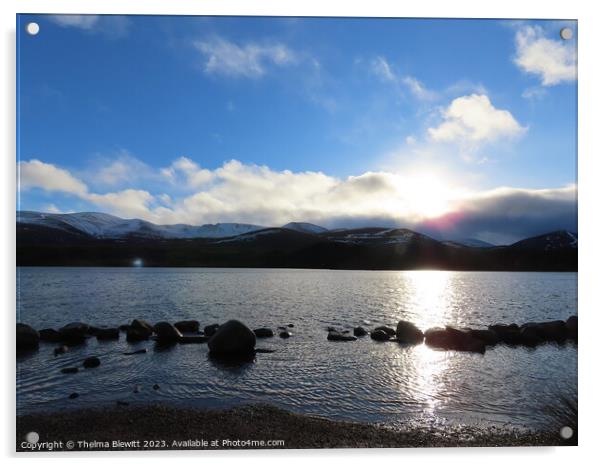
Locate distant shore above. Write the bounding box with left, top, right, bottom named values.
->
left=16, top=403, right=573, bottom=451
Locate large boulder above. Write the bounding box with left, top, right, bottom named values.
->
left=39, top=328, right=61, bottom=343
left=566, top=315, right=577, bottom=340
left=425, top=326, right=486, bottom=353
left=353, top=326, right=368, bottom=337
left=204, top=324, right=220, bottom=337
left=17, top=324, right=39, bottom=350
left=370, top=329, right=390, bottom=341
left=396, top=320, right=424, bottom=344
left=58, top=322, right=89, bottom=345
left=208, top=320, right=256, bottom=356
left=327, top=331, right=357, bottom=342
left=153, top=322, right=183, bottom=343
left=488, top=323, right=521, bottom=345
left=253, top=328, right=274, bottom=338
left=131, top=319, right=153, bottom=333
left=174, top=320, right=200, bottom=333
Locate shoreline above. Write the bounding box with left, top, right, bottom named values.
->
left=16, top=403, right=574, bottom=451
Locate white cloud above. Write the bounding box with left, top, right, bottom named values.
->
left=18, top=160, right=88, bottom=196
left=371, top=56, right=437, bottom=101
left=514, top=25, right=576, bottom=86
left=193, top=37, right=297, bottom=78
left=161, top=157, right=214, bottom=189
left=86, top=189, right=155, bottom=219
left=48, top=15, right=100, bottom=30
left=47, top=15, right=130, bottom=38
left=428, top=94, right=526, bottom=144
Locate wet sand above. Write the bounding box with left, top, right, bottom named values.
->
left=16, top=403, right=574, bottom=451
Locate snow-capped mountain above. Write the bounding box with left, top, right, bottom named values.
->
left=510, top=230, right=578, bottom=251
left=17, top=211, right=264, bottom=239
left=281, top=222, right=329, bottom=234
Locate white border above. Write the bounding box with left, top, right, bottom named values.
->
left=3, top=0, right=601, bottom=463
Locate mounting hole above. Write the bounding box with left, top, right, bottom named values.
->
left=26, top=22, right=40, bottom=36
left=560, top=426, right=574, bottom=439
left=560, top=28, right=573, bottom=40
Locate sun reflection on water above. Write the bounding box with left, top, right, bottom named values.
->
left=395, top=271, right=456, bottom=417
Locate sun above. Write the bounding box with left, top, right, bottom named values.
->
left=397, top=173, right=458, bottom=219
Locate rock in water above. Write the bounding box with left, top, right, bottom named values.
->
left=96, top=327, right=120, bottom=341
left=370, top=330, right=390, bottom=341
left=395, top=320, right=424, bottom=344
left=61, top=367, right=79, bottom=374
left=327, top=331, right=357, bottom=342
left=58, top=322, right=89, bottom=345
left=204, top=324, right=220, bottom=337
left=39, top=328, right=61, bottom=343
left=253, top=328, right=274, bottom=338
left=16, top=324, right=39, bottom=350
left=374, top=326, right=396, bottom=337
left=353, top=326, right=368, bottom=337
left=131, top=319, right=153, bottom=333
left=174, top=320, right=200, bottom=333
left=469, top=329, right=500, bottom=346
left=566, top=315, right=577, bottom=340
left=519, top=326, right=541, bottom=347
left=68, top=392, right=79, bottom=399
left=279, top=331, right=292, bottom=339
left=153, top=322, right=183, bottom=343
left=208, top=320, right=256, bottom=356
left=126, top=327, right=151, bottom=342
left=425, top=327, right=485, bottom=353
left=488, top=324, right=522, bottom=345
left=178, top=335, right=208, bottom=344
left=83, top=356, right=101, bottom=368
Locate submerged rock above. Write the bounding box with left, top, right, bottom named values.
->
left=204, top=324, right=220, bottom=337
left=174, top=320, right=200, bottom=333
left=153, top=321, right=183, bottom=343
left=68, top=392, right=79, bottom=399
left=208, top=320, right=256, bottom=356
left=16, top=324, right=39, bottom=350
left=61, top=367, right=79, bottom=374
left=253, top=328, right=274, bottom=338
left=327, top=331, right=357, bottom=342
left=370, top=330, right=390, bottom=341
left=153, top=384, right=160, bottom=390
left=83, top=356, right=101, bottom=368
left=54, top=345, right=68, bottom=356
left=39, top=328, right=61, bottom=343
left=395, top=321, right=424, bottom=344
left=353, top=327, right=368, bottom=337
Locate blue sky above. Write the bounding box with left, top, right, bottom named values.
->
left=17, top=15, right=577, bottom=243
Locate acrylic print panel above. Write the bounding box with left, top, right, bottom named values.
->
left=16, top=14, right=577, bottom=451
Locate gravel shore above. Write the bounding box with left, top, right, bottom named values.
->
left=16, top=403, right=574, bottom=451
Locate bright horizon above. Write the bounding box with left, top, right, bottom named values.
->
left=17, top=15, right=577, bottom=244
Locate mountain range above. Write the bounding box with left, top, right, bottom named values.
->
left=16, top=211, right=577, bottom=271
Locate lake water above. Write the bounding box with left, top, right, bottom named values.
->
left=16, top=267, right=577, bottom=430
